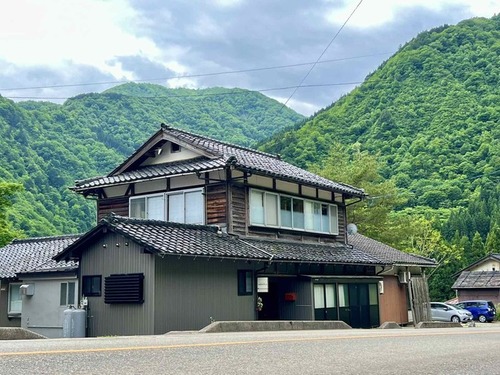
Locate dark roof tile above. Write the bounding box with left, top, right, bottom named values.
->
left=347, top=233, right=436, bottom=266
left=453, top=271, right=500, bottom=289
left=73, top=125, right=365, bottom=197
left=0, top=235, right=80, bottom=278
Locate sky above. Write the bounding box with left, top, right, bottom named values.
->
left=0, top=0, right=497, bottom=116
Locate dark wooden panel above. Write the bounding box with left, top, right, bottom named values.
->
left=230, top=185, right=247, bottom=235
left=98, top=197, right=129, bottom=220
left=206, top=184, right=227, bottom=225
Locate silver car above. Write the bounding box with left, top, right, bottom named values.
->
left=430, top=302, right=472, bottom=323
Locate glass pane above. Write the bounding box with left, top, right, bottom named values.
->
left=147, top=195, right=164, bottom=220
left=60, top=283, right=67, bottom=306
left=313, top=203, right=322, bottom=231
left=9, top=285, right=22, bottom=313
left=369, top=284, right=378, bottom=306
left=245, top=271, right=253, bottom=293
left=185, top=191, right=204, bottom=224
left=68, top=282, right=76, bottom=305
left=330, top=205, right=339, bottom=234
left=314, top=284, right=325, bottom=308
left=325, top=284, right=336, bottom=308
left=91, top=277, right=101, bottom=294
left=280, top=196, right=292, bottom=228
left=304, top=201, right=314, bottom=230
left=265, top=193, right=278, bottom=226
left=250, top=190, right=265, bottom=225
left=338, top=284, right=349, bottom=307
left=168, top=193, right=184, bottom=223
left=130, top=198, right=146, bottom=218
left=321, top=204, right=330, bottom=233
left=292, top=199, right=304, bottom=229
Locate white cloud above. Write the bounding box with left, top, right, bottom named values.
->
left=0, top=0, right=160, bottom=77
left=325, top=0, right=498, bottom=28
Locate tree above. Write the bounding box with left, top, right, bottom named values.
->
left=0, top=181, right=24, bottom=246
left=485, top=224, right=500, bottom=254
left=312, top=142, right=407, bottom=241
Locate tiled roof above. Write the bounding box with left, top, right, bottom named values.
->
left=73, top=125, right=365, bottom=197
left=347, top=233, right=437, bottom=267
left=73, top=157, right=226, bottom=190
left=241, top=238, right=383, bottom=264
left=452, top=271, right=500, bottom=289
left=56, top=215, right=385, bottom=265
left=0, top=235, right=80, bottom=278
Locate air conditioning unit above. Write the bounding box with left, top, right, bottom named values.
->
left=20, top=284, right=35, bottom=296
left=398, top=271, right=409, bottom=284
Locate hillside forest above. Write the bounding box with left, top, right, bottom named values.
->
left=1, top=15, right=499, bottom=301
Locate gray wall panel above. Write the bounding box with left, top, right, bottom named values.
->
left=154, top=257, right=259, bottom=334
left=80, top=233, right=155, bottom=336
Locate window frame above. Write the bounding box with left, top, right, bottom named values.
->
left=249, top=188, right=339, bottom=235
left=82, top=275, right=102, bottom=297
left=60, top=281, right=77, bottom=306
left=237, top=270, right=253, bottom=296
left=8, top=283, right=22, bottom=316
left=129, top=188, right=205, bottom=224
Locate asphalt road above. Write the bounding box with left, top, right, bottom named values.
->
left=1, top=325, right=500, bottom=375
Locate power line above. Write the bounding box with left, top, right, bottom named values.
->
left=0, top=52, right=390, bottom=92
left=2, top=82, right=365, bottom=101
left=281, top=0, right=364, bottom=108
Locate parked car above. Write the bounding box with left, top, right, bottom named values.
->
left=454, top=300, right=496, bottom=323
left=430, top=302, right=473, bottom=323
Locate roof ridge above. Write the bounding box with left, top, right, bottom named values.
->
left=161, top=123, right=281, bottom=160
left=10, top=234, right=81, bottom=245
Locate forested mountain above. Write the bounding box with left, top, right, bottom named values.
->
left=261, top=15, right=500, bottom=299
left=0, top=84, right=303, bottom=238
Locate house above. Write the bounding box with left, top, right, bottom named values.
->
left=51, top=124, right=435, bottom=336
left=452, top=254, right=500, bottom=304
left=0, top=235, right=79, bottom=338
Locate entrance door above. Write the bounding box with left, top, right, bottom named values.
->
left=314, top=284, right=338, bottom=320
left=338, top=283, right=379, bottom=328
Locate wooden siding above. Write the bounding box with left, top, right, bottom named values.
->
left=79, top=232, right=155, bottom=336
left=378, top=276, right=409, bottom=324
left=230, top=185, right=247, bottom=235
left=206, top=184, right=227, bottom=225
left=154, top=258, right=259, bottom=334
left=97, top=197, right=129, bottom=221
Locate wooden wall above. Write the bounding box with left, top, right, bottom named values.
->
left=379, top=276, right=409, bottom=324
left=97, top=196, right=129, bottom=221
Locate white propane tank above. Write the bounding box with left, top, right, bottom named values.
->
left=63, top=307, right=86, bottom=338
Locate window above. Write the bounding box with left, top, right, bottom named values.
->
left=250, top=189, right=339, bottom=234
left=60, top=282, right=76, bottom=306
left=8, top=283, right=22, bottom=315
left=129, top=189, right=204, bottom=224
left=238, top=270, right=253, bottom=296
left=82, top=275, right=101, bottom=297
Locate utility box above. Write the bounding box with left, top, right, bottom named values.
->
left=20, top=284, right=35, bottom=296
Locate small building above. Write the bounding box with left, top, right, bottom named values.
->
left=452, top=254, right=500, bottom=304
left=0, top=235, right=79, bottom=338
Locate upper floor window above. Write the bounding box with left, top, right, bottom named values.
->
left=250, top=189, right=339, bottom=235
left=129, top=188, right=204, bottom=224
